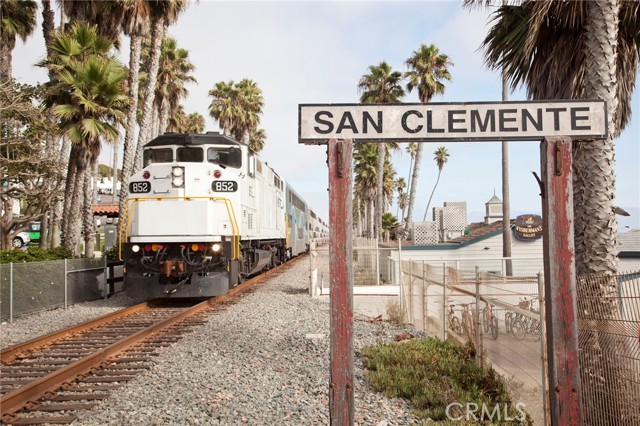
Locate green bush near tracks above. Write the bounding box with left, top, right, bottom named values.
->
left=361, top=337, right=533, bottom=425
left=0, top=247, right=72, bottom=264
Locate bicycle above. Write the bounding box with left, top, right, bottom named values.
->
left=460, top=303, right=475, bottom=340
left=447, top=304, right=462, bottom=335
left=482, top=302, right=499, bottom=340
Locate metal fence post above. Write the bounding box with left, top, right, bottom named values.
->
left=104, top=256, right=109, bottom=299
left=422, top=260, right=427, bottom=332
left=538, top=271, right=550, bottom=426
left=442, top=262, right=447, bottom=341
left=9, top=262, right=14, bottom=323
left=64, top=258, right=68, bottom=310
left=475, top=266, right=483, bottom=368
left=409, top=259, right=414, bottom=324
left=375, top=243, right=380, bottom=285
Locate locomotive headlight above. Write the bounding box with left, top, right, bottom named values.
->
left=172, top=176, right=184, bottom=187
left=132, top=244, right=140, bottom=253
left=172, top=167, right=184, bottom=177
left=211, top=243, right=221, bottom=253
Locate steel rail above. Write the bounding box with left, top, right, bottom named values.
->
left=1, top=254, right=305, bottom=419
left=1, top=302, right=154, bottom=364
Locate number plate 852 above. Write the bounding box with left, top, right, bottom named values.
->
left=129, top=181, right=151, bottom=193
left=212, top=181, right=238, bottom=192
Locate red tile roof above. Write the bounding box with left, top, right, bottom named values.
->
left=92, top=204, right=119, bottom=217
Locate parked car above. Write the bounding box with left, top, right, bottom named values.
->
left=12, top=231, right=31, bottom=249
left=26, top=221, right=41, bottom=242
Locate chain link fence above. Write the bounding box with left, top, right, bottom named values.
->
left=577, top=271, right=640, bottom=426
left=0, top=258, right=110, bottom=322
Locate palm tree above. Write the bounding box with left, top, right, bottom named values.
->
left=134, top=0, right=188, bottom=172
left=353, top=143, right=378, bottom=238
left=394, top=177, right=406, bottom=218
left=465, top=1, right=640, bottom=423
left=0, top=0, right=37, bottom=82
left=381, top=212, right=400, bottom=242
left=185, top=112, right=205, bottom=133
left=248, top=128, right=266, bottom=153
left=40, top=24, right=128, bottom=256
left=404, top=44, right=453, bottom=235
left=118, top=0, right=151, bottom=237
left=154, top=37, right=196, bottom=134
left=423, top=147, right=449, bottom=221
left=208, top=79, right=265, bottom=143
left=358, top=61, right=405, bottom=240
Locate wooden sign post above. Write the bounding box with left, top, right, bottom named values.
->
left=328, top=138, right=354, bottom=425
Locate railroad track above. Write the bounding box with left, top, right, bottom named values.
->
left=1, top=256, right=303, bottom=425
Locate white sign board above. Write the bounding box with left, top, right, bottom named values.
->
left=298, top=101, right=607, bottom=143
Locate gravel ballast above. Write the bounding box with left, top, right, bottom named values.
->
left=2, top=258, right=422, bottom=425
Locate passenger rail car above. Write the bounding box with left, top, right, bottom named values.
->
left=119, top=132, right=323, bottom=299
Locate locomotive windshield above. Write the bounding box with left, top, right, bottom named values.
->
left=143, top=148, right=173, bottom=166
left=207, top=147, right=242, bottom=169
left=177, top=146, right=204, bottom=162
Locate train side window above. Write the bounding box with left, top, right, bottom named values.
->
left=208, top=147, right=242, bottom=169
left=143, top=148, right=173, bottom=167
left=177, top=147, right=203, bottom=162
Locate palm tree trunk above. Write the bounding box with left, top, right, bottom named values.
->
left=577, top=2, right=633, bottom=425
left=501, top=61, right=513, bottom=276
left=119, top=33, right=142, bottom=234
left=0, top=36, right=16, bottom=82
left=158, top=99, right=170, bottom=136
left=66, top=164, right=86, bottom=257
left=62, top=147, right=78, bottom=242
left=83, top=164, right=97, bottom=257
left=423, top=170, right=441, bottom=222
left=376, top=144, right=385, bottom=240
left=405, top=143, right=424, bottom=237
left=133, top=17, right=166, bottom=173
left=112, top=133, right=119, bottom=196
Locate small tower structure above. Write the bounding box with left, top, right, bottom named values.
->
left=484, top=191, right=503, bottom=224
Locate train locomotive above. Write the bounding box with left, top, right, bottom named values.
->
left=119, top=132, right=327, bottom=299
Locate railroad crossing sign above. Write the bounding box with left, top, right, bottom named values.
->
left=303, top=100, right=608, bottom=426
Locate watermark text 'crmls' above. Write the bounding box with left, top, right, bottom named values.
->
left=445, top=402, right=527, bottom=422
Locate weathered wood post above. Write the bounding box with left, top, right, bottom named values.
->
left=540, top=136, right=582, bottom=426
left=328, top=138, right=354, bottom=425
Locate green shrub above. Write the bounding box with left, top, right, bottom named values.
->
left=361, top=337, right=532, bottom=424
left=102, top=244, right=120, bottom=261
left=0, top=246, right=72, bottom=264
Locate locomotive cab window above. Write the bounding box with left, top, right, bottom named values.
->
left=207, top=147, right=242, bottom=169
left=143, top=148, right=173, bottom=167
left=177, top=147, right=204, bottom=162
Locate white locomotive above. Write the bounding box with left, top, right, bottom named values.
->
left=119, top=132, right=327, bottom=298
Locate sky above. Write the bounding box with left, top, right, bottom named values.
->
left=12, top=0, right=640, bottom=231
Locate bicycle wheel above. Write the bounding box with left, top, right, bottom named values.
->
left=532, top=320, right=542, bottom=341
left=491, top=316, right=499, bottom=340
left=505, top=313, right=513, bottom=334
left=450, top=316, right=461, bottom=334
left=512, top=319, right=526, bottom=340
left=482, top=308, right=489, bottom=333
left=463, top=316, right=474, bottom=340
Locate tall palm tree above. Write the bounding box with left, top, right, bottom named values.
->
left=358, top=61, right=405, bottom=240
left=404, top=44, right=453, bottom=235
left=208, top=79, right=265, bottom=143
left=40, top=24, right=128, bottom=256
left=0, top=0, right=37, bottom=82
left=353, top=143, right=379, bottom=238
left=118, top=0, right=151, bottom=237
left=134, top=0, right=188, bottom=172
left=185, top=112, right=205, bottom=133
left=154, top=37, right=196, bottom=134
left=423, top=147, right=449, bottom=221
left=465, top=1, right=639, bottom=423
left=248, top=128, right=266, bottom=153
left=394, top=177, right=406, bottom=218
